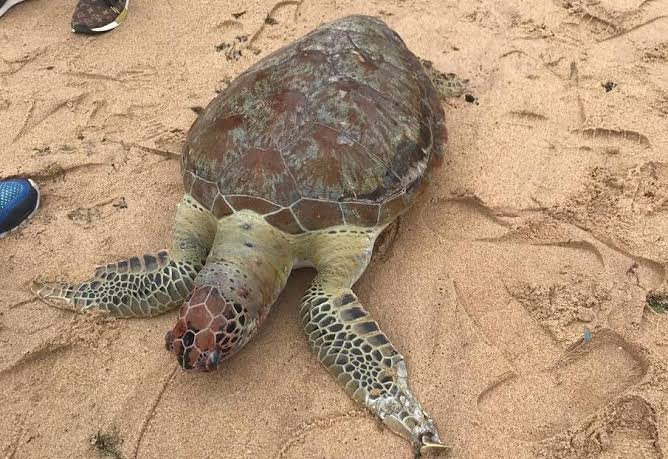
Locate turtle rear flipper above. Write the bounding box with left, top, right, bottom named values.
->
left=420, top=58, right=469, bottom=100
left=32, top=251, right=201, bottom=318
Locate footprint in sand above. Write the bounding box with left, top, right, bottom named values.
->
left=537, top=394, right=662, bottom=457
left=476, top=330, right=648, bottom=441
left=424, top=198, right=656, bottom=441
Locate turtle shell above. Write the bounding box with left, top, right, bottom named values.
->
left=182, top=15, right=446, bottom=234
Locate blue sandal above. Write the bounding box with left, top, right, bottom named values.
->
left=0, top=178, right=40, bottom=238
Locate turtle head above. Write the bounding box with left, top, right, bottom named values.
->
left=164, top=214, right=291, bottom=371
left=165, top=284, right=253, bottom=372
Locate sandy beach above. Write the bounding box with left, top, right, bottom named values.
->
left=1, top=0, right=667, bottom=457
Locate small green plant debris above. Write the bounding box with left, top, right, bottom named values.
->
left=92, top=429, right=123, bottom=459
left=647, top=293, right=668, bottom=314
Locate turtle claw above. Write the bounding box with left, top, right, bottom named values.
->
left=31, top=280, right=75, bottom=309
left=419, top=434, right=450, bottom=456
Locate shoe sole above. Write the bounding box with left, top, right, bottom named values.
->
left=71, top=0, right=128, bottom=34
left=0, top=179, right=41, bottom=239
left=0, top=0, right=27, bottom=18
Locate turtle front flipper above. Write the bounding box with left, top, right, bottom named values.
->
left=32, top=251, right=202, bottom=317
left=301, top=231, right=448, bottom=455
left=33, top=195, right=216, bottom=318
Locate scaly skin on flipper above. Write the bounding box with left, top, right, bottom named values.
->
left=32, top=251, right=200, bottom=317
left=420, top=58, right=469, bottom=100
left=33, top=196, right=216, bottom=317
left=301, top=284, right=445, bottom=454
left=300, top=230, right=448, bottom=454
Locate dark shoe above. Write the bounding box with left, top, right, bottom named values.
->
left=0, top=0, right=27, bottom=18
left=71, top=0, right=128, bottom=34
left=0, top=178, right=40, bottom=238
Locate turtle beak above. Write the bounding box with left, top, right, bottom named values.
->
left=190, top=348, right=223, bottom=372
left=204, top=349, right=222, bottom=371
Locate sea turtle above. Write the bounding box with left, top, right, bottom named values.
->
left=33, top=15, right=456, bottom=454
